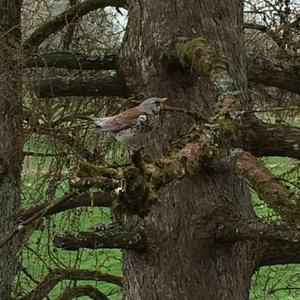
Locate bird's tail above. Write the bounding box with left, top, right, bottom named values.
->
left=75, top=115, right=104, bottom=128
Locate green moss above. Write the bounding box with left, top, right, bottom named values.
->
left=217, top=117, right=242, bottom=148
left=175, top=37, right=226, bottom=75
left=176, top=37, right=207, bottom=67
left=118, top=167, right=157, bottom=217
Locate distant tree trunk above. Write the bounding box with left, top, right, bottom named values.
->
left=0, top=1, right=23, bottom=298
left=120, top=1, right=261, bottom=299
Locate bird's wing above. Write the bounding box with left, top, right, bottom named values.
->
left=93, top=108, right=143, bottom=132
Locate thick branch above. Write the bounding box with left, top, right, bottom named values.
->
left=247, top=54, right=300, bottom=94
left=241, top=116, right=300, bottom=159
left=33, top=75, right=128, bottom=98
left=21, top=268, right=122, bottom=300
left=232, top=150, right=299, bottom=222
left=25, top=53, right=117, bottom=70
left=53, top=225, right=145, bottom=251
left=15, top=191, right=113, bottom=223
left=57, top=285, right=109, bottom=300
left=23, top=0, right=127, bottom=49
left=216, top=220, right=300, bottom=266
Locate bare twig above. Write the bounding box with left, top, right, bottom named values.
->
left=21, top=268, right=122, bottom=300
left=23, top=0, right=127, bottom=49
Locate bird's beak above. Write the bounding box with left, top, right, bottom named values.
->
left=159, top=97, right=168, bottom=103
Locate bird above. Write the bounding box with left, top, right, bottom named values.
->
left=77, top=97, right=167, bottom=144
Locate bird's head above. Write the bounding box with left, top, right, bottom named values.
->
left=138, top=97, right=167, bottom=114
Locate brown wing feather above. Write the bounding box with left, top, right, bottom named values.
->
left=99, top=107, right=142, bottom=132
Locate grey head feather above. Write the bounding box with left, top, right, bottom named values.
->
left=138, top=97, right=167, bottom=114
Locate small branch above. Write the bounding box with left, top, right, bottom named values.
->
left=161, top=105, right=206, bottom=122
left=24, top=151, right=68, bottom=157
left=23, top=0, right=127, bottom=49
left=232, top=150, right=299, bottom=222
left=20, top=268, right=122, bottom=300
left=53, top=223, right=145, bottom=251
left=57, top=285, right=110, bottom=300
left=19, top=265, right=39, bottom=284
left=33, top=75, right=128, bottom=98
left=32, top=126, right=93, bottom=160
left=243, top=22, right=267, bottom=32
left=24, top=52, right=117, bottom=70
left=216, top=219, right=300, bottom=266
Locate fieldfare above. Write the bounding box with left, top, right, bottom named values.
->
left=78, top=97, right=167, bottom=144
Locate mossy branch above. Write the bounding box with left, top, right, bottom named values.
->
left=232, top=150, right=300, bottom=223
left=77, top=160, right=123, bottom=179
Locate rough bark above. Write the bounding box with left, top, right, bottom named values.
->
left=247, top=54, right=300, bottom=94
left=119, top=1, right=260, bottom=299
left=0, top=0, right=23, bottom=298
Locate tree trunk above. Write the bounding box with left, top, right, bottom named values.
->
left=120, top=1, right=261, bottom=299
left=0, top=0, right=23, bottom=298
